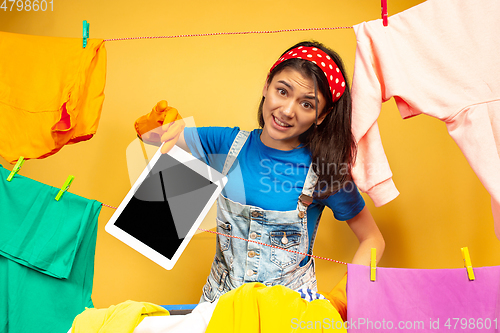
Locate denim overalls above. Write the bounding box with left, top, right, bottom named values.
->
left=200, top=130, right=320, bottom=302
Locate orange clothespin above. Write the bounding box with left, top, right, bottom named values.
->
left=370, top=248, right=377, bottom=281
left=381, top=0, right=388, bottom=26
left=461, top=247, right=475, bottom=281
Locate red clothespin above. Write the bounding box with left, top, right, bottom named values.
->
left=381, top=0, right=388, bottom=26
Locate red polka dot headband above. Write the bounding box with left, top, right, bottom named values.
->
left=270, top=46, right=346, bottom=103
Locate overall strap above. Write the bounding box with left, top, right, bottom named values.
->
left=222, top=130, right=250, bottom=176
left=298, top=163, right=318, bottom=208
left=298, top=164, right=321, bottom=255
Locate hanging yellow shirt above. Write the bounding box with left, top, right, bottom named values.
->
left=0, top=31, right=106, bottom=164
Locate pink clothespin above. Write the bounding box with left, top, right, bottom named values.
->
left=381, top=0, right=388, bottom=26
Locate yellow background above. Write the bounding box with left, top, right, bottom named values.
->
left=1, top=0, right=499, bottom=308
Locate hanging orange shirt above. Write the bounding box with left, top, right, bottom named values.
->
left=0, top=31, right=106, bottom=164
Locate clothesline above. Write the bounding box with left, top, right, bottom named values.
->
left=5, top=161, right=347, bottom=265
left=91, top=21, right=370, bottom=269
left=102, top=26, right=353, bottom=43
left=98, top=24, right=361, bottom=268
left=102, top=202, right=118, bottom=209
left=100, top=203, right=348, bottom=265
left=199, top=227, right=348, bottom=265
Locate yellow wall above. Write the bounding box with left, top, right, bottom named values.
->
left=1, top=0, right=499, bottom=308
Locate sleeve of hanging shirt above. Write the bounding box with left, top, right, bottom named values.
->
left=350, top=22, right=400, bottom=207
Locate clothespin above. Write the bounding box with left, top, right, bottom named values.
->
left=370, top=248, right=377, bottom=281
left=461, top=247, right=475, bottom=281
left=6, top=156, right=25, bottom=182
left=55, top=175, right=75, bottom=201
left=83, top=20, right=89, bottom=48
left=381, top=0, right=388, bottom=26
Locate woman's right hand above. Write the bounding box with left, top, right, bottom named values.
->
left=134, top=100, right=185, bottom=154
left=159, top=103, right=185, bottom=154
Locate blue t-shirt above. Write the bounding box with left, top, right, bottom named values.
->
left=184, top=127, right=365, bottom=251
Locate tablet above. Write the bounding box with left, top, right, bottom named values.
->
left=105, top=144, right=227, bottom=270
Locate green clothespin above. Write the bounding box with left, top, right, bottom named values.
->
left=7, top=156, right=25, bottom=181
left=83, top=20, right=89, bottom=48
left=55, top=175, right=75, bottom=201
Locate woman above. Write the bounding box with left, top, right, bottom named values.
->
left=135, top=41, right=385, bottom=308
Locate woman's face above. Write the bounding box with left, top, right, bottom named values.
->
left=260, top=67, right=327, bottom=150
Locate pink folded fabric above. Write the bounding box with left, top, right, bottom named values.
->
left=347, top=264, right=500, bottom=332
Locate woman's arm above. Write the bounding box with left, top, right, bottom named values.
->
left=161, top=126, right=190, bottom=154
left=318, top=206, right=383, bottom=321
left=346, top=206, right=385, bottom=265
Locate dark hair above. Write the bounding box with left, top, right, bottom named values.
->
left=257, top=41, right=356, bottom=199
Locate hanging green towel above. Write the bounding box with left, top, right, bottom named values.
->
left=0, top=164, right=102, bottom=333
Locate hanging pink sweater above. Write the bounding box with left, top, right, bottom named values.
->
left=351, top=0, right=500, bottom=234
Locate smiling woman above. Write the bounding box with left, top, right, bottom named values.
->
left=2, top=0, right=497, bottom=322
left=135, top=40, right=385, bottom=316
left=260, top=67, right=326, bottom=150
left=258, top=41, right=353, bottom=199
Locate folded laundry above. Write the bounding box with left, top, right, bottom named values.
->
left=347, top=264, right=500, bottom=332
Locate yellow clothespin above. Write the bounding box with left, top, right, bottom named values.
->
left=7, top=156, right=25, bottom=181
left=461, top=247, right=475, bottom=281
left=370, top=248, right=377, bottom=281
left=55, top=175, right=75, bottom=201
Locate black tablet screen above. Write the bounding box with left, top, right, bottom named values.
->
left=114, top=154, right=219, bottom=259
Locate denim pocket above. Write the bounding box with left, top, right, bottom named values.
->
left=270, top=231, right=301, bottom=269
left=216, top=218, right=232, bottom=251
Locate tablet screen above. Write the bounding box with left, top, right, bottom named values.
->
left=106, top=144, right=226, bottom=269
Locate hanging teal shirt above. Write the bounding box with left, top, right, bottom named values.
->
left=0, top=164, right=102, bottom=333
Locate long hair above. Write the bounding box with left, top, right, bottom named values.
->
left=257, top=41, right=356, bottom=199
